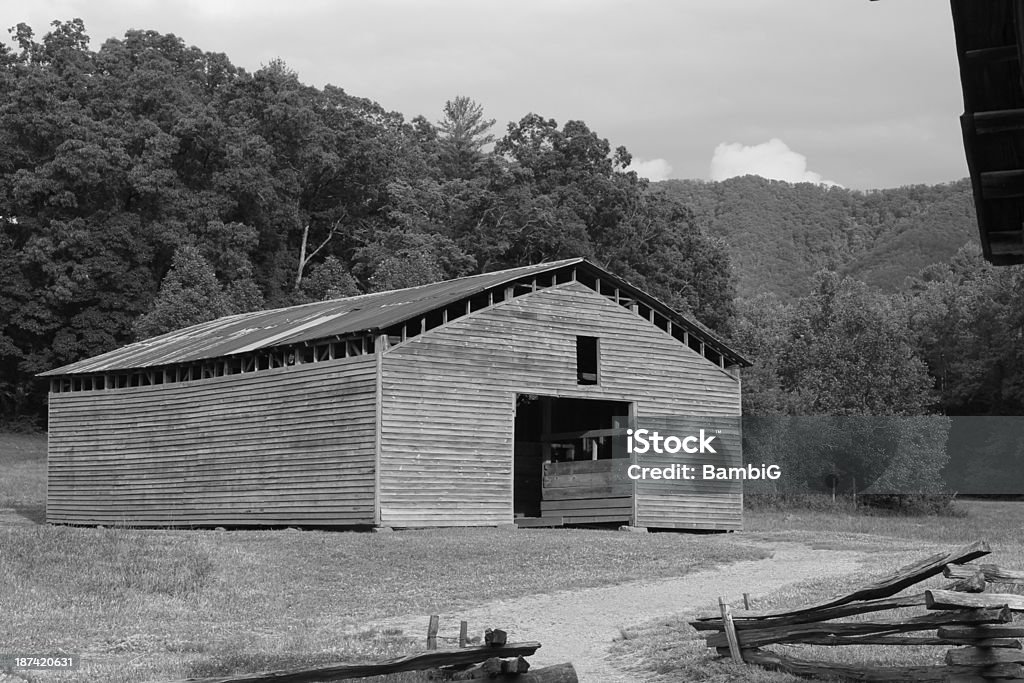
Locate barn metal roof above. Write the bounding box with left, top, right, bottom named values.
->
left=41, top=257, right=748, bottom=376
left=951, top=0, right=1024, bottom=264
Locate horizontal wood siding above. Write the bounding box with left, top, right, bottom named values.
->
left=380, top=282, right=741, bottom=529
left=540, top=459, right=632, bottom=524
left=47, top=356, right=377, bottom=526
left=633, top=417, right=744, bottom=530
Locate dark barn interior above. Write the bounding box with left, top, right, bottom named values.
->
left=513, top=395, right=631, bottom=520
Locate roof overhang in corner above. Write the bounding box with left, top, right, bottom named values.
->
left=951, top=0, right=1024, bottom=264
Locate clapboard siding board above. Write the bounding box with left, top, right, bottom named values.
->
left=379, top=282, right=741, bottom=529
left=47, top=356, right=377, bottom=526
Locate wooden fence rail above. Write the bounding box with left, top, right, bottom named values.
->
left=690, top=540, right=1024, bottom=682
left=158, top=618, right=578, bottom=683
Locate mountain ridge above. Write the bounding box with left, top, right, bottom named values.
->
left=654, top=175, right=978, bottom=299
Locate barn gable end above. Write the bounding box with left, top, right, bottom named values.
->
left=379, top=281, right=742, bottom=530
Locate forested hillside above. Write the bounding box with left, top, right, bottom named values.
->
left=656, top=176, right=978, bottom=299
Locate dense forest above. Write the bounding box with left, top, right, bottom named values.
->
left=2, top=20, right=1023, bottom=493
left=0, top=20, right=733, bottom=424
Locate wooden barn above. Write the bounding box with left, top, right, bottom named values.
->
left=41, top=258, right=749, bottom=530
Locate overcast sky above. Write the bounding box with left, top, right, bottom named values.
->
left=3, top=0, right=966, bottom=190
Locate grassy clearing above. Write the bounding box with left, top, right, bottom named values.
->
left=610, top=500, right=1024, bottom=682
left=0, top=431, right=47, bottom=523
left=0, top=432, right=767, bottom=682
left=1, top=526, right=767, bottom=682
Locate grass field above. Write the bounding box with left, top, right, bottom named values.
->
left=0, top=433, right=768, bottom=682
left=6, top=431, right=1023, bottom=682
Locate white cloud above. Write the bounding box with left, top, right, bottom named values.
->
left=709, top=138, right=841, bottom=186
left=627, top=157, right=673, bottom=182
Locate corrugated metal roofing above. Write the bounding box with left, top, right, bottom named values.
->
left=41, top=257, right=748, bottom=376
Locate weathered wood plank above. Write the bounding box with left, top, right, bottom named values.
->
left=157, top=642, right=542, bottom=683
left=927, top=589, right=1024, bottom=611
left=945, top=564, right=1024, bottom=585
left=736, top=647, right=1024, bottom=682
left=765, top=634, right=1021, bottom=647
left=543, top=459, right=618, bottom=476
left=702, top=608, right=1012, bottom=649
left=539, top=497, right=631, bottom=511
left=946, top=647, right=1024, bottom=666
left=939, top=624, right=1024, bottom=639
left=541, top=485, right=633, bottom=500
left=692, top=593, right=928, bottom=631
left=719, top=598, right=743, bottom=663
left=694, top=542, right=991, bottom=625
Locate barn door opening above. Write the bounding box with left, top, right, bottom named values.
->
left=513, top=395, right=632, bottom=521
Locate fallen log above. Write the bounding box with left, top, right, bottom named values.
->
left=490, top=663, right=576, bottom=683
left=926, top=589, right=1024, bottom=612
left=156, top=642, right=542, bottom=683
left=444, top=660, right=570, bottom=682
left=702, top=608, right=1012, bottom=650
left=945, top=563, right=1024, bottom=585
left=690, top=593, right=927, bottom=632
left=737, top=647, right=1024, bottom=682
left=692, top=540, right=990, bottom=625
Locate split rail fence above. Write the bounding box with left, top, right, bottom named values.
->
left=691, top=540, right=1024, bottom=681
left=159, top=617, right=576, bottom=683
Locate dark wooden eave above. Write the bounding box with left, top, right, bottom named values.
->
left=951, top=0, right=1024, bottom=264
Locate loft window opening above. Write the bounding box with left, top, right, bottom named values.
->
left=576, top=335, right=599, bottom=385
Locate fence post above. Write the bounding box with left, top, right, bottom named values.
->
left=427, top=615, right=439, bottom=650
left=718, top=597, right=744, bottom=664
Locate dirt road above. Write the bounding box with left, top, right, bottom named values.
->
left=372, top=541, right=871, bottom=682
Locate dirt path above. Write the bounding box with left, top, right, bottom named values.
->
left=369, top=541, right=872, bottom=682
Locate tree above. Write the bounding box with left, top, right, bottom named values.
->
left=437, top=96, right=495, bottom=179
left=908, top=244, right=1024, bottom=416
left=730, top=294, right=793, bottom=415
left=299, top=256, right=361, bottom=301
left=355, top=229, right=475, bottom=292
left=735, top=272, right=947, bottom=497
left=134, top=244, right=234, bottom=339
left=780, top=272, right=934, bottom=416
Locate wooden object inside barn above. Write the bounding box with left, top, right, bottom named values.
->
left=950, top=0, right=1024, bottom=264
left=40, top=258, right=749, bottom=531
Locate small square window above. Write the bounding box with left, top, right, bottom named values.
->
left=576, top=336, right=599, bottom=385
